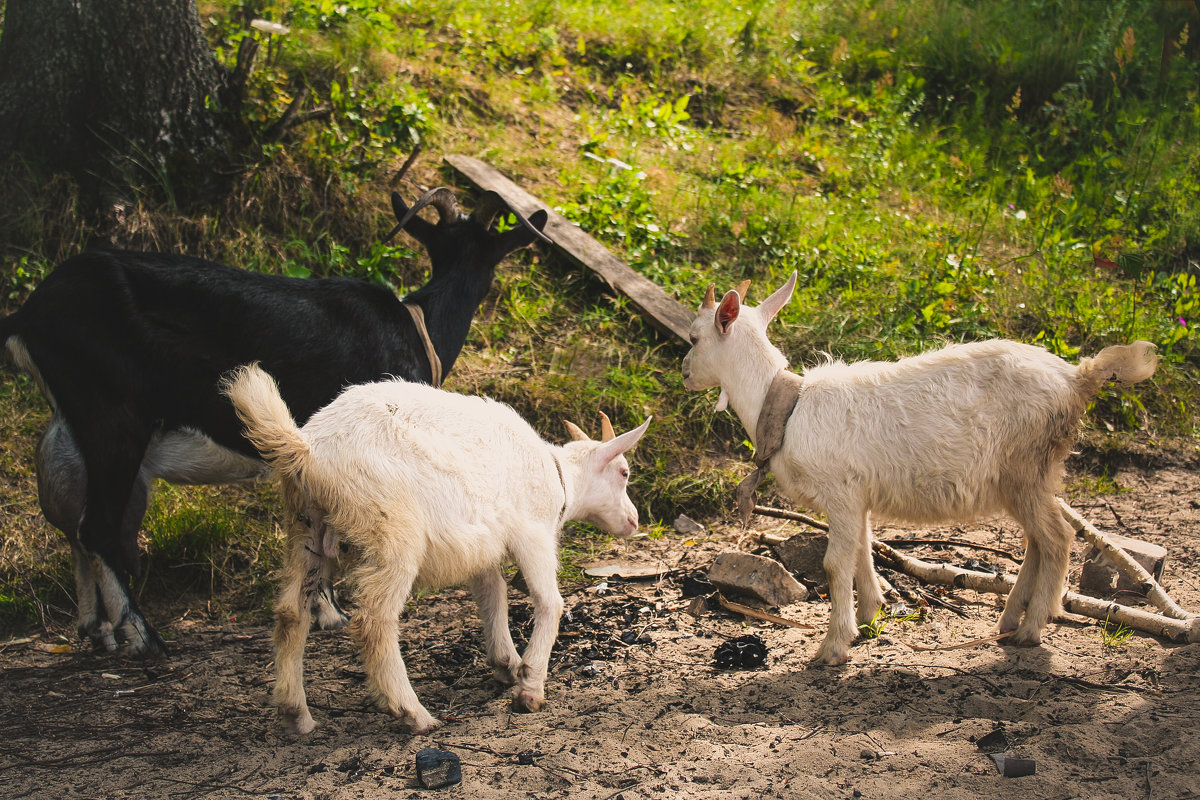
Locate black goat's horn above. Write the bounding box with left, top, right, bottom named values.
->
left=470, top=190, right=553, bottom=245
left=382, top=187, right=460, bottom=243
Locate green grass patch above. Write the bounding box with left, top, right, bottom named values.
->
left=1, top=0, right=1197, bottom=634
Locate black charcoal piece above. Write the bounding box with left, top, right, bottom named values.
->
left=416, top=747, right=462, bottom=790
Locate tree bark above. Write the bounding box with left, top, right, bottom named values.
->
left=0, top=0, right=224, bottom=188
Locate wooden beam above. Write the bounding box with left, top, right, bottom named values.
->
left=444, top=154, right=693, bottom=346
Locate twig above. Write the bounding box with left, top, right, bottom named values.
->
left=874, top=539, right=1200, bottom=644
left=1058, top=498, right=1195, bottom=620
left=880, top=538, right=1022, bottom=563
left=264, top=89, right=332, bottom=141
left=753, top=505, right=828, bottom=530
left=1037, top=674, right=1159, bottom=696
left=716, top=594, right=817, bottom=630
left=896, top=631, right=1011, bottom=652
left=391, top=143, right=424, bottom=186
left=754, top=506, right=1021, bottom=562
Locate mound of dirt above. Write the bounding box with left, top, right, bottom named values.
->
left=2, top=459, right=1198, bottom=799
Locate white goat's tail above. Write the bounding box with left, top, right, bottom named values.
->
left=1075, top=340, right=1159, bottom=399
left=220, top=363, right=312, bottom=482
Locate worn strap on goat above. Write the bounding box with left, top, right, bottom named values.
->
left=735, top=370, right=806, bottom=526
left=403, top=302, right=443, bottom=388
left=551, top=452, right=568, bottom=529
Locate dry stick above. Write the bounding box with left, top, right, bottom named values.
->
left=753, top=505, right=828, bottom=531
left=753, top=503, right=1200, bottom=642
left=872, top=539, right=1200, bottom=644
left=755, top=505, right=1020, bottom=562
left=1057, top=498, right=1196, bottom=621
left=717, top=593, right=816, bottom=630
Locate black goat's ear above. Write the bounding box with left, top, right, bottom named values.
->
left=470, top=190, right=507, bottom=229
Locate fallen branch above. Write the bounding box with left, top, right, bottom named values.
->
left=717, top=594, right=816, bottom=630
left=873, top=540, right=1200, bottom=644
left=264, top=88, right=333, bottom=141
left=881, top=538, right=1023, bottom=563
left=753, top=505, right=828, bottom=531
left=1057, top=498, right=1195, bottom=621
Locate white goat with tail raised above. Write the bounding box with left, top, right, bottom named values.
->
left=222, top=363, right=650, bottom=734
left=682, top=273, right=1158, bottom=665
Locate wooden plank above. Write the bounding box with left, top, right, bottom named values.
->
left=444, top=153, right=693, bottom=346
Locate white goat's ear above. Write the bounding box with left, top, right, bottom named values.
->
left=715, top=290, right=741, bottom=336
left=757, top=271, right=797, bottom=325
left=594, top=416, right=652, bottom=466
left=563, top=420, right=590, bottom=441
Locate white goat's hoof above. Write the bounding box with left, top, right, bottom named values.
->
left=1005, top=627, right=1043, bottom=647
left=282, top=710, right=316, bottom=736
left=812, top=643, right=851, bottom=667
left=513, top=689, right=547, bottom=713
left=492, top=667, right=518, bottom=687
left=408, top=714, right=441, bottom=735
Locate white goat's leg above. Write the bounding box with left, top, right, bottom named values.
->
left=1006, top=497, right=1071, bottom=646
left=509, top=534, right=565, bottom=712
left=998, top=538, right=1040, bottom=636
left=470, top=567, right=521, bottom=686
left=814, top=507, right=866, bottom=666
left=854, top=516, right=885, bottom=626
left=281, top=479, right=348, bottom=631
left=349, top=562, right=438, bottom=734
left=273, top=531, right=316, bottom=735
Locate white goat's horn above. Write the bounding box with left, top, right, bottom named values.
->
left=563, top=420, right=589, bottom=441
left=734, top=279, right=751, bottom=301
left=599, top=411, right=616, bottom=442
left=701, top=284, right=716, bottom=309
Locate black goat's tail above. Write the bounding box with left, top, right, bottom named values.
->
left=220, top=363, right=313, bottom=482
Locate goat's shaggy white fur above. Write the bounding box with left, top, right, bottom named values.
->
left=682, top=273, right=1158, bottom=665
left=222, top=364, right=649, bottom=733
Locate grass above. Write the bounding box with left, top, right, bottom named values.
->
left=1095, top=615, right=1138, bottom=649
left=858, top=606, right=921, bottom=640
left=1, top=0, right=1198, bottom=637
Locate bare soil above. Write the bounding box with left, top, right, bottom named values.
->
left=2, top=448, right=1199, bottom=800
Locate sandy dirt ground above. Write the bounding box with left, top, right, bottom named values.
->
left=2, top=447, right=1198, bottom=800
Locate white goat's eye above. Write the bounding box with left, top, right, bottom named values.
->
left=619, top=468, right=630, bottom=479
left=689, top=335, right=699, bottom=345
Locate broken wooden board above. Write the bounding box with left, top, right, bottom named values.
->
left=444, top=153, right=693, bottom=346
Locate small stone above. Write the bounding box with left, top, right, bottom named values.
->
left=415, top=747, right=462, bottom=790
left=989, top=753, right=1036, bottom=778
left=975, top=729, right=1008, bottom=752
left=1079, top=534, right=1168, bottom=595
left=674, top=514, right=706, bottom=536
left=769, top=534, right=827, bottom=584
left=707, top=551, right=809, bottom=607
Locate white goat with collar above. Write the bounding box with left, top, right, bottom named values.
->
left=222, top=363, right=650, bottom=734
left=682, top=273, right=1158, bottom=665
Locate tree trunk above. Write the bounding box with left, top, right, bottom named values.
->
left=0, top=0, right=224, bottom=191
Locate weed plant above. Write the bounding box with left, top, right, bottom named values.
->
left=1, top=0, right=1197, bottom=637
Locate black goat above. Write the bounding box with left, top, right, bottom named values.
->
left=1, top=186, right=549, bottom=657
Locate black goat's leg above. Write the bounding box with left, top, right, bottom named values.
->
left=38, top=417, right=157, bottom=653
left=73, top=417, right=166, bottom=658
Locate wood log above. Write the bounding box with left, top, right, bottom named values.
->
left=1057, top=498, right=1195, bottom=620
left=872, top=540, right=1200, bottom=644
left=443, top=154, right=693, bottom=345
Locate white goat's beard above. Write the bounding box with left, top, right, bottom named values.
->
left=715, top=388, right=729, bottom=412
